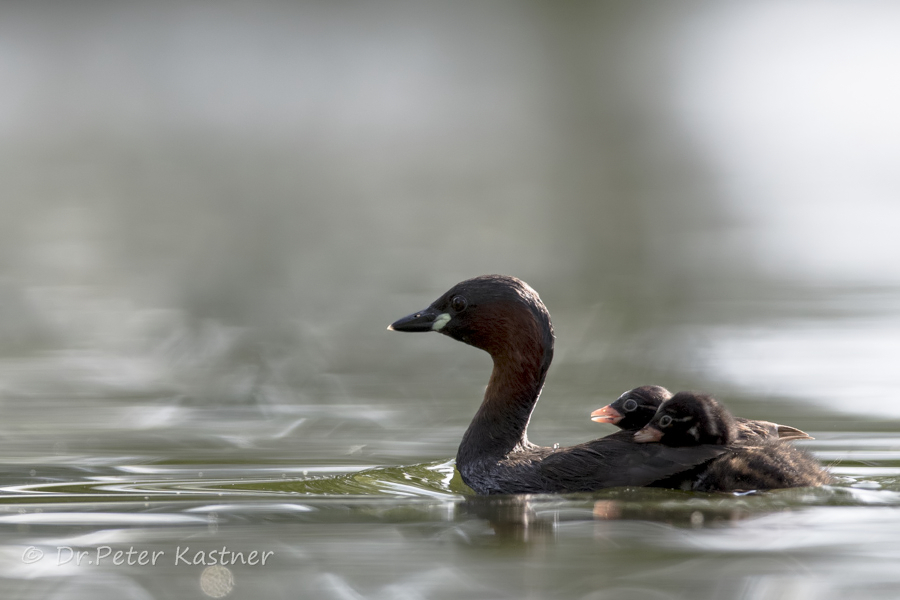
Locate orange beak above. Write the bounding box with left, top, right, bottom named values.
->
left=633, top=425, right=663, bottom=443
left=590, top=404, right=623, bottom=424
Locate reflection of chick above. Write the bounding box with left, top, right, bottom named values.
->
left=592, top=386, right=812, bottom=442
left=634, top=392, right=833, bottom=492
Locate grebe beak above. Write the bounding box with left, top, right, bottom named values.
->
left=633, top=426, right=663, bottom=443
left=388, top=307, right=449, bottom=332
left=590, top=405, right=623, bottom=424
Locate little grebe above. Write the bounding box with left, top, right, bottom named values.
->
left=633, top=392, right=833, bottom=491
left=388, top=275, right=726, bottom=495
left=592, top=386, right=812, bottom=442
left=590, top=386, right=670, bottom=431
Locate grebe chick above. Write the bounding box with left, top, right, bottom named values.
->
left=592, top=386, right=812, bottom=442
left=633, top=392, right=833, bottom=491
left=590, top=386, right=670, bottom=431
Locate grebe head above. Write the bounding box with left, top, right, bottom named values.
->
left=633, top=392, right=736, bottom=446
left=388, top=274, right=553, bottom=360
left=591, top=385, right=671, bottom=430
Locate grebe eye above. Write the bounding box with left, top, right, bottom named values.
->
left=622, top=399, right=638, bottom=412
left=450, top=295, right=467, bottom=312
left=658, top=415, right=673, bottom=428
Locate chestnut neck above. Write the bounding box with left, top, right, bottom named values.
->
left=456, top=306, right=554, bottom=470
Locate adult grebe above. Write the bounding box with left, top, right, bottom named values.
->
left=388, top=275, right=726, bottom=495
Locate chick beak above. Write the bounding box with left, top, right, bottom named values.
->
left=633, top=425, right=663, bottom=443
left=590, top=405, right=623, bottom=424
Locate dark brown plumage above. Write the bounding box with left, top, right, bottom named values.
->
left=592, top=386, right=812, bottom=443
left=695, top=443, right=834, bottom=492
left=388, top=275, right=726, bottom=495
left=634, top=392, right=833, bottom=492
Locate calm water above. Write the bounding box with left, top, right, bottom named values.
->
left=4, top=286, right=900, bottom=600
left=3, top=2, right=900, bottom=599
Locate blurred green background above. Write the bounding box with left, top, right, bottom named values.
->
left=3, top=1, right=898, bottom=450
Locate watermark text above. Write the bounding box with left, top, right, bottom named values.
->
left=21, top=546, right=274, bottom=567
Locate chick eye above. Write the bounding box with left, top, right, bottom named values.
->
left=658, top=415, right=673, bottom=428
left=450, top=295, right=467, bottom=312
left=622, top=399, right=638, bottom=412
